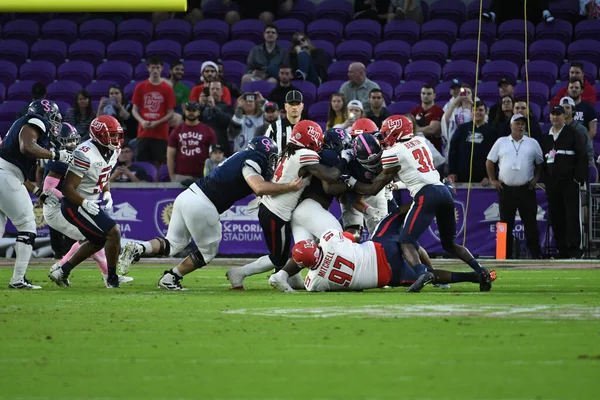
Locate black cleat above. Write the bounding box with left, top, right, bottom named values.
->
left=104, top=274, right=120, bottom=288
left=407, top=272, right=435, bottom=293
left=478, top=268, right=496, bottom=292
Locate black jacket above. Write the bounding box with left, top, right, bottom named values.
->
left=541, top=124, right=588, bottom=184
left=448, top=122, right=498, bottom=182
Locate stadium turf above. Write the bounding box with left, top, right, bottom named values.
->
left=0, top=265, right=598, bottom=400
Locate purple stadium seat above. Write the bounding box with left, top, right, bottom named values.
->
left=327, top=61, right=352, bottom=81
left=514, top=82, right=549, bottom=109
left=435, top=81, right=456, bottom=103
left=345, top=20, right=382, bottom=46
left=184, top=40, right=220, bottom=61
left=366, top=61, right=403, bottom=88
left=475, top=81, right=500, bottom=104
left=0, top=40, right=29, bottom=67
left=131, top=162, right=156, bottom=182
left=47, top=81, right=83, bottom=103
left=374, top=81, right=393, bottom=104
left=467, top=0, right=491, bottom=20
left=231, top=20, right=265, bottom=44
left=411, top=40, right=448, bottom=66
left=575, top=20, right=600, bottom=41
left=30, top=39, right=68, bottom=67
left=117, top=19, right=153, bottom=46
left=307, top=19, right=344, bottom=46
left=459, top=20, right=496, bottom=47
left=159, top=164, right=171, bottom=182
left=7, top=81, right=37, bottom=101
left=287, top=0, right=317, bottom=25
left=317, top=80, right=344, bottom=102
left=404, top=61, right=441, bottom=86
left=146, top=40, right=182, bottom=65
left=374, top=41, right=411, bottom=66
left=310, top=40, right=335, bottom=66
left=107, top=40, right=144, bottom=66
left=182, top=60, right=202, bottom=84
left=490, top=40, right=526, bottom=68
left=96, top=61, right=133, bottom=88
left=542, top=104, right=551, bottom=122
left=308, top=101, right=329, bottom=121
left=41, top=19, right=78, bottom=45
left=221, top=40, right=255, bottom=63
left=273, top=18, right=305, bottom=42
left=549, top=0, right=579, bottom=21
left=0, top=61, right=18, bottom=88
left=383, top=20, right=420, bottom=45
left=529, top=103, right=542, bottom=122
left=387, top=101, right=419, bottom=115
left=221, top=60, right=246, bottom=87
left=193, top=20, right=229, bottom=45
left=240, top=81, right=275, bottom=98
left=69, top=40, right=106, bottom=67
left=520, top=61, right=558, bottom=89
left=2, top=19, right=39, bottom=46
left=529, top=39, right=566, bottom=67
left=55, top=101, right=71, bottom=116
left=451, top=40, right=488, bottom=64
left=79, top=19, right=116, bottom=45
left=316, top=0, right=353, bottom=25
left=155, top=19, right=192, bottom=45
left=443, top=60, right=477, bottom=87
left=560, top=61, right=597, bottom=83
left=535, top=19, right=572, bottom=45
left=124, top=81, right=141, bottom=102
left=19, top=61, right=56, bottom=86
left=58, top=61, right=95, bottom=87
left=335, top=40, right=372, bottom=66
left=589, top=164, right=599, bottom=183
left=86, top=80, right=118, bottom=101
left=551, top=81, right=567, bottom=98
left=481, top=60, right=519, bottom=83
left=13, top=13, right=51, bottom=24
left=0, top=101, right=28, bottom=123
left=568, top=40, right=600, bottom=66
left=395, top=81, right=425, bottom=103
left=277, top=39, right=291, bottom=50
left=421, top=20, right=458, bottom=47
left=134, top=62, right=170, bottom=81
left=0, top=83, right=5, bottom=103
left=429, top=0, right=466, bottom=26
left=498, top=20, right=535, bottom=42
left=291, top=80, right=317, bottom=107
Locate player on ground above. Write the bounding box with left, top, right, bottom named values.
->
left=0, top=99, right=71, bottom=289
left=341, top=115, right=494, bottom=292
left=48, top=116, right=123, bottom=288
left=117, top=136, right=303, bottom=290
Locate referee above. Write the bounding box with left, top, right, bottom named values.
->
left=263, top=90, right=304, bottom=150
left=486, top=113, right=544, bottom=259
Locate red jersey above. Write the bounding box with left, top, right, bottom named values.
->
left=132, top=80, right=176, bottom=140
left=410, top=104, right=444, bottom=152
left=167, top=122, right=216, bottom=177
left=189, top=84, right=232, bottom=105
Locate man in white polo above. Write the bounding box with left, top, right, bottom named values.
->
left=485, top=113, right=544, bottom=259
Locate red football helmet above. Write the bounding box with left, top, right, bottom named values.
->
left=350, top=118, right=378, bottom=137
left=292, top=239, right=322, bottom=270
left=378, top=115, right=414, bottom=149
left=289, top=120, right=324, bottom=152
left=89, top=115, right=123, bottom=151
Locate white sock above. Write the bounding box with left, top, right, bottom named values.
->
left=172, top=266, right=183, bottom=277
left=275, top=270, right=289, bottom=280
left=241, top=255, right=275, bottom=277
left=11, top=241, right=32, bottom=283
left=141, top=241, right=153, bottom=255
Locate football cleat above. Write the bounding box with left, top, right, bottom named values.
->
left=478, top=268, right=496, bottom=292
left=287, top=273, right=305, bottom=290
left=118, top=242, right=143, bottom=275
left=104, top=274, right=120, bottom=289
left=225, top=267, right=246, bottom=290
left=48, top=265, right=70, bottom=287
left=268, top=272, right=295, bottom=293
left=8, top=277, right=42, bottom=290
left=158, top=270, right=187, bottom=291
left=407, top=271, right=435, bottom=293
left=433, top=283, right=451, bottom=289
left=102, top=274, right=134, bottom=285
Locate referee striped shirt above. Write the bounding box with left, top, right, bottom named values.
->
left=264, top=117, right=299, bottom=151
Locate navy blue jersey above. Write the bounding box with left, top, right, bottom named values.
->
left=301, top=149, right=339, bottom=206
left=347, top=159, right=381, bottom=184
left=0, top=114, right=51, bottom=179
left=196, top=150, right=270, bottom=213
left=43, top=160, right=69, bottom=192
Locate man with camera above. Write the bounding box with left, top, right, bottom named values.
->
left=200, top=81, right=233, bottom=155
left=109, top=143, right=151, bottom=183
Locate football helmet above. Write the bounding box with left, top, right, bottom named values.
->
left=292, top=239, right=322, bottom=270
left=54, top=122, right=80, bottom=152
left=353, top=133, right=383, bottom=173
left=289, top=120, right=324, bottom=152
left=247, top=136, right=279, bottom=172
left=324, top=128, right=352, bottom=153
left=350, top=118, right=378, bottom=137
left=89, top=115, right=123, bottom=151
left=378, top=115, right=414, bottom=149
left=27, top=99, right=62, bottom=137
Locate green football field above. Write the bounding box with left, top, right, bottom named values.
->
left=1, top=263, right=599, bottom=400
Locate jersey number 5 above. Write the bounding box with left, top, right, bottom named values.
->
left=412, top=147, right=436, bottom=173
left=328, top=256, right=355, bottom=287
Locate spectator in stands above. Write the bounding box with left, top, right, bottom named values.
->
left=448, top=101, right=497, bottom=185
left=442, top=85, right=474, bottom=160
left=254, top=101, right=281, bottom=137
left=497, top=99, right=542, bottom=144
left=167, top=101, right=216, bottom=182
left=288, top=33, right=327, bottom=86
left=410, top=84, right=444, bottom=152
left=442, top=79, right=463, bottom=112
left=335, top=100, right=364, bottom=133
left=216, top=61, right=240, bottom=99
left=169, top=62, right=190, bottom=111
left=581, top=0, right=600, bottom=18
left=492, top=95, right=514, bottom=128
left=326, top=93, right=348, bottom=130
left=228, top=92, right=265, bottom=153
left=131, top=56, right=176, bottom=172
left=64, top=89, right=95, bottom=141
left=485, top=0, right=555, bottom=25
left=204, top=143, right=228, bottom=176
left=339, top=62, right=381, bottom=113
left=567, top=78, right=597, bottom=139
left=366, top=88, right=390, bottom=128
left=486, top=113, right=544, bottom=259
left=389, top=0, right=424, bottom=23
left=488, top=77, right=515, bottom=122
left=268, top=65, right=299, bottom=110
left=550, top=62, right=597, bottom=107
left=560, top=96, right=594, bottom=165
left=18, top=82, right=46, bottom=118
left=97, top=84, right=132, bottom=138
left=242, top=24, right=289, bottom=86
left=190, top=61, right=232, bottom=106
left=237, top=0, right=294, bottom=24
left=200, top=81, right=234, bottom=155
left=109, top=143, right=151, bottom=183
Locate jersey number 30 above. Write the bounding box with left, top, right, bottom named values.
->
left=328, top=256, right=355, bottom=287
left=412, top=147, right=436, bottom=173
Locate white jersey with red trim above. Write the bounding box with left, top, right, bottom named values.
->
left=68, top=139, right=119, bottom=200
left=304, top=229, right=381, bottom=292
left=381, top=136, right=443, bottom=197
left=261, top=148, right=320, bottom=221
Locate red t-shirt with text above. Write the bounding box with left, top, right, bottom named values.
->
left=132, top=80, right=176, bottom=140
left=410, top=104, right=444, bottom=152
left=167, top=122, right=216, bottom=177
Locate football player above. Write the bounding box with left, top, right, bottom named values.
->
left=117, top=136, right=303, bottom=290
left=0, top=99, right=71, bottom=289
